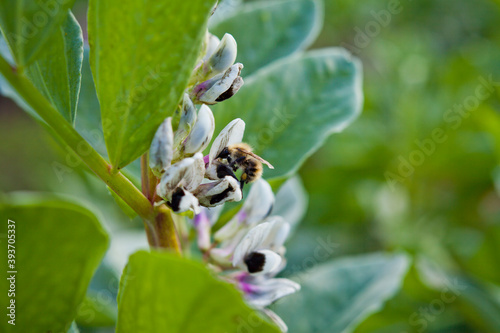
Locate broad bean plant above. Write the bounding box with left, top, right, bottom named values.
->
left=0, top=1, right=410, bottom=333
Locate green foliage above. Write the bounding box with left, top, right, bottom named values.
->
left=0, top=193, right=108, bottom=333
left=24, top=13, right=83, bottom=124
left=0, top=1, right=76, bottom=67
left=213, top=48, right=363, bottom=180
left=76, top=292, right=117, bottom=328
left=210, top=0, right=323, bottom=75
left=88, top=0, right=216, bottom=169
left=116, top=251, right=280, bottom=333
left=274, top=253, right=410, bottom=333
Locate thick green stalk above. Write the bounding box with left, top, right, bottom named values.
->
left=154, top=205, right=182, bottom=254
left=0, top=55, right=154, bottom=221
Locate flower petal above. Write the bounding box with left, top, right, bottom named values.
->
left=170, top=188, right=200, bottom=214
left=240, top=179, right=275, bottom=225
left=193, top=209, right=211, bottom=250
left=202, top=32, right=221, bottom=62
left=174, top=94, right=197, bottom=147
left=215, top=76, right=244, bottom=103
left=197, top=63, right=243, bottom=104
left=149, top=117, right=174, bottom=177
left=260, top=216, right=290, bottom=252
left=232, top=221, right=273, bottom=267
left=244, top=249, right=282, bottom=275
left=157, top=154, right=205, bottom=200
left=205, top=33, right=237, bottom=75
left=246, top=278, right=300, bottom=308
left=193, top=176, right=242, bottom=207
left=261, top=309, right=289, bottom=333
left=182, top=104, right=215, bottom=155
left=209, top=118, right=245, bottom=165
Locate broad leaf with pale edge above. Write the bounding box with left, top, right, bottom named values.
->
left=88, top=0, right=216, bottom=169
left=0, top=0, right=76, bottom=67
left=213, top=48, right=363, bottom=180
left=0, top=193, right=109, bottom=333
left=116, top=251, right=280, bottom=333
left=24, top=12, right=83, bottom=124
left=210, top=0, right=323, bottom=75
left=273, top=253, right=410, bottom=333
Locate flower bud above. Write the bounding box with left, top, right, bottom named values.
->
left=204, top=33, right=237, bottom=76
left=149, top=117, right=174, bottom=177
left=182, top=105, right=215, bottom=155
left=174, top=94, right=197, bottom=147
left=191, top=63, right=244, bottom=105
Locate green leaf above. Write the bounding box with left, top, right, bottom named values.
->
left=76, top=292, right=117, bottom=327
left=24, top=12, right=83, bottom=124
left=274, top=253, right=410, bottom=333
left=0, top=0, right=76, bottom=67
left=75, top=47, right=106, bottom=155
left=210, top=0, right=323, bottom=75
left=88, top=0, right=216, bottom=169
left=116, top=250, right=280, bottom=333
left=213, top=48, right=363, bottom=180
left=0, top=193, right=109, bottom=333
left=418, top=257, right=500, bottom=333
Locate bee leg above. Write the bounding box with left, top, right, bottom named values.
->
left=240, top=179, right=245, bottom=190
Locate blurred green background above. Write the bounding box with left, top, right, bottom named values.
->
left=1, top=0, right=499, bottom=332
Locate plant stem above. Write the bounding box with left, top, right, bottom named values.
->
left=140, top=153, right=158, bottom=203
left=154, top=205, right=182, bottom=254
left=0, top=55, right=154, bottom=221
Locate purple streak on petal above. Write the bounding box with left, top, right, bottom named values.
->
left=193, top=210, right=209, bottom=227
left=237, top=210, right=247, bottom=223
left=203, top=154, right=210, bottom=166
left=240, top=282, right=257, bottom=294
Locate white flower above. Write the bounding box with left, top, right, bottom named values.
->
left=179, top=104, right=215, bottom=156
left=191, top=63, right=244, bottom=105
left=193, top=176, right=242, bottom=208
left=214, top=178, right=274, bottom=242
left=156, top=153, right=205, bottom=214
left=204, top=33, right=237, bottom=76
left=232, top=218, right=290, bottom=275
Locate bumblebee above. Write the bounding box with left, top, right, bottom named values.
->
left=216, top=143, right=274, bottom=188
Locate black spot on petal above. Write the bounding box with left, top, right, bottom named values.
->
left=244, top=252, right=266, bottom=273
left=209, top=185, right=234, bottom=205
left=170, top=188, right=185, bottom=212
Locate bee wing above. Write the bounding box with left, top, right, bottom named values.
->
left=237, top=148, right=274, bottom=169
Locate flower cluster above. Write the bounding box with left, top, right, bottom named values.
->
left=193, top=180, right=300, bottom=332
left=148, top=31, right=299, bottom=332
left=149, top=31, right=247, bottom=214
